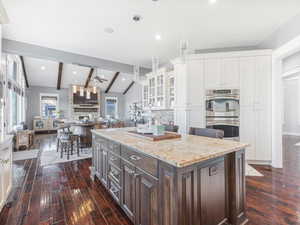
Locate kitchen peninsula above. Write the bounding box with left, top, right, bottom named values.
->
left=91, top=128, right=249, bottom=225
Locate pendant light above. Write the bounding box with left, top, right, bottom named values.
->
left=93, top=86, right=97, bottom=94
left=86, top=88, right=91, bottom=99
left=80, top=86, right=84, bottom=96
left=72, top=85, right=77, bottom=94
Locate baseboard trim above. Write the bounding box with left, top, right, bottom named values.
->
left=283, top=132, right=300, bottom=136
left=247, top=160, right=272, bottom=166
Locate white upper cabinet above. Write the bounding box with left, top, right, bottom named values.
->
left=142, top=81, right=149, bottom=109
left=240, top=57, right=256, bottom=107
left=204, top=58, right=221, bottom=89
left=143, top=68, right=173, bottom=110
left=187, top=60, right=205, bottom=106
left=221, top=58, right=240, bottom=88
left=239, top=55, right=272, bottom=162
left=204, top=57, right=240, bottom=89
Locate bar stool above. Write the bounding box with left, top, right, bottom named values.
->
left=57, top=126, right=80, bottom=159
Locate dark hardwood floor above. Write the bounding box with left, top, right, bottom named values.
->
left=1, top=134, right=300, bottom=225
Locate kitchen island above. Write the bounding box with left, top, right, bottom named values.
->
left=91, top=128, right=249, bottom=225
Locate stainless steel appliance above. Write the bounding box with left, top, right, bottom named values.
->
left=206, top=89, right=240, bottom=139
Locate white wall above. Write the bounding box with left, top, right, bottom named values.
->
left=283, top=77, right=300, bottom=135
left=259, top=12, right=300, bottom=49
left=283, top=51, right=300, bottom=73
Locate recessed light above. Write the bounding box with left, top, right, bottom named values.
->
left=73, top=71, right=77, bottom=75
left=41, top=66, right=46, bottom=70
left=155, top=34, right=161, bottom=40
left=104, top=27, right=114, bottom=34
left=209, top=0, right=217, bottom=4
left=122, top=78, right=126, bottom=81
left=133, top=15, right=142, bottom=22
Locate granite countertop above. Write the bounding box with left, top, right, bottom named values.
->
left=92, top=128, right=249, bottom=167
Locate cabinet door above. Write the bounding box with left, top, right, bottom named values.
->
left=254, top=56, right=271, bottom=108
left=221, top=58, right=240, bottom=88
left=254, top=56, right=272, bottom=161
left=135, top=169, right=159, bottom=225
left=142, top=84, right=149, bottom=109
left=240, top=106, right=256, bottom=160
left=255, top=108, right=271, bottom=161
left=240, top=57, right=256, bottom=107
left=0, top=145, right=12, bottom=209
left=121, top=160, right=136, bottom=222
left=0, top=161, right=3, bottom=209
left=100, top=150, right=108, bottom=187
left=204, top=58, right=221, bottom=89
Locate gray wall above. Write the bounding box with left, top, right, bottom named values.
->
left=124, top=83, right=142, bottom=120
left=2, top=39, right=151, bottom=75
left=100, top=91, right=126, bottom=120
left=26, top=86, right=69, bottom=129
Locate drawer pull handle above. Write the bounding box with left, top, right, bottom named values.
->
left=130, top=155, right=141, bottom=161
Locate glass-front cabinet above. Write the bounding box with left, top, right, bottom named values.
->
left=142, top=82, right=149, bottom=109
left=149, top=76, right=156, bottom=107
left=156, top=73, right=164, bottom=108
left=142, top=68, right=175, bottom=110
left=168, top=75, right=175, bottom=109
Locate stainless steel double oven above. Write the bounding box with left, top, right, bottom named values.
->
left=206, top=89, right=240, bottom=140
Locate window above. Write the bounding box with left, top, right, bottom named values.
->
left=105, top=97, right=118, bottom=119
left=10, top=90, right=18, bottom=127
left=3, top=54, right=26, bottom=132
left=40, top=94, right=59, bottom=118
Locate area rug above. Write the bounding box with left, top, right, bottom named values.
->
left=13, top=149, right=40, bottom=161
left=40, top=148, right=92, bottom=166
left=246, top=163, right=263, bottom=176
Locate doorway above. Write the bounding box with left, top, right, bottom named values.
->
left=272, top=35, right=300, bottom=168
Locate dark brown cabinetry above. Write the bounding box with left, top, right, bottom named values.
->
left=135, top=168, right=159, bottom=225
left=121, top=160, right=136, bottom=221
left=92, top=134, right=247, bottom=225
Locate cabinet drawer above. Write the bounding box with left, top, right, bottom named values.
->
left=107, top=141, right=121, bottom=155
left=108, top=178, right=121, bottom=204
left=108, top=162, right=121, bottom=185
left=108, top=152, right=121, bottom=168
left=121, top=146, right=158, bottom=177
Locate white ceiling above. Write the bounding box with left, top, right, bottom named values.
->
left=3, top=0, right=300, bottom=67
left=24, top=56, right=134, bottom=92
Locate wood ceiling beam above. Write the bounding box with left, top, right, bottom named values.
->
left=57, top=62, right=63, bottom=90
left=19, top=56, right=29, bottom=88
left=123, top=81, right=135, bottom=95
left=105, top=72, right=120, bottom=93
left=84, top=68, right=94, bottom=88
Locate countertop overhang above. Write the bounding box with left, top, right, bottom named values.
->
left=92, top=128, right=249, bottom=167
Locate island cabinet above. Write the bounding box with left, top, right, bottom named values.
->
left=91, top=132, right=248, bottom=225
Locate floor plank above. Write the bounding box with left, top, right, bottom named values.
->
left=1, top=134, right=300, bottom=225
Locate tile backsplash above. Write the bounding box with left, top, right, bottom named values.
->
left=152, top=110, right=174, bottom=125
